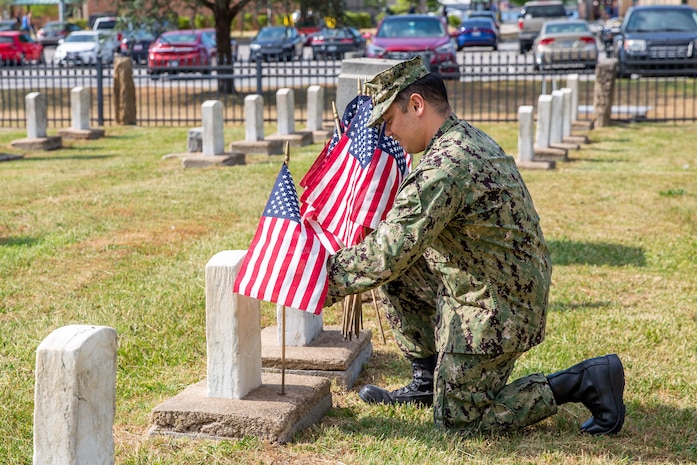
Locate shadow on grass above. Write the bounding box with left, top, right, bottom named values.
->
left=0, top=236, right=39, bottom=247
left=319, top=400, right=697, bottom=463
left=548, top=239, right=646, bottom=267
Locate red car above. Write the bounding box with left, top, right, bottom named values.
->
left=367, top=14, right=460, bottom=79
left=147, top=29, right=216, bottom=76
left=0, top=31, right=44, bottom=65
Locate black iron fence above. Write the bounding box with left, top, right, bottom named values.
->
left=1, top=54, right=697, bottom=129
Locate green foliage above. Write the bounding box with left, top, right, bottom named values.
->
left=178, top=16, right=191, bottom=30
left=345, top=11, right=373, bottom=28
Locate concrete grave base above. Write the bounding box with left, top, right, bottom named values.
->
left=57, top=128, right=105, bottom=140
left=573, top=120, right=594, bottom=131
left=0, top=153, right=24, bottom=162
left=550, top=141, right=580, bottom=151
left=11, top=136, right=62, bottom=151
left=228, top=140, right=285, bottom=155
left=534, top=145, right=568, bottom=161
left=516, top=159, right=556, bottom=170
left=161, top=152, right=246, bottom=168
left=266, top=131, right=314, bottom=147
left=261, top=326, right=372, bottom=390
left=564, top=134, right=589, bottom=145
left=149, top=373, right=332, bottom=444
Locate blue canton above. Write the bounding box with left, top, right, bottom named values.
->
left=346, top=100, right=379, bottom=169
left=327, top=94, right=371, bottom=154
left=264, top=163, right=301, bottom=222
left=378, top=126, right=408, bottom=175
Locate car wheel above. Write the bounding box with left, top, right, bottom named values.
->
left=492, top=44, right=498, bottom=51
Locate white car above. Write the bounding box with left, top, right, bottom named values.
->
left=53, top=30, right=117, bottom=66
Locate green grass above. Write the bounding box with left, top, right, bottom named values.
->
left=1, top=121, right=696, bottom=464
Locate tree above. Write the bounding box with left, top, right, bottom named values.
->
left=117, top=0, right=256, bottom=93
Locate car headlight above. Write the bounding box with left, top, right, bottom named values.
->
left=367, top=44, right=385, bottom=56
left=250, top=44, right=261, bottom=51
left=435, top=42, right=455, bottom=55
left=624, top=39, right=646, bottom=53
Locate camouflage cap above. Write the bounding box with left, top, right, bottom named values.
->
left=365, top=56, right=430, bottom=127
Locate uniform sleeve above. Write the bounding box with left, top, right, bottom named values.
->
left=324, top=165, right=465, bottom=305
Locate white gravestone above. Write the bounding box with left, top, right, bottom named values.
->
left=202, top=100, right=224, bottom=155
left=245, top=94, right=264, bottom=142
left=205, top=250, right=262, bottom=399
left=33, top=325, right=117, bottom=465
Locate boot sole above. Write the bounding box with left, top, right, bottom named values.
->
left=582, top=353, right=626, bottom=435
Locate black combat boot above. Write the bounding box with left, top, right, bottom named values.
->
left=547, top=354, right=625, bottom=435
left=359, top=355, right=436, bottom=406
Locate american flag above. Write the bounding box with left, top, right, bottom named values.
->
left=300, top=98, right=411, bottom=247
left=233, top=163, right=330, bottom=315
left=300, top=94, right=372, bottom=196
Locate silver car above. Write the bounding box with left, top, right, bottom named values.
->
left=532, top=19, right=598, bottom=71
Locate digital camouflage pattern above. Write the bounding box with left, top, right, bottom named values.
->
left=324, top=113, right=555, bottom=432
left=434, top=352, right=557, bottom=432
left=325, top=113, right=552, bottom=356
left=365, top=56, right=429, bottom=128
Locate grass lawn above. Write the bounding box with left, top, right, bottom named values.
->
left=1, top=121, right=696, bottom=464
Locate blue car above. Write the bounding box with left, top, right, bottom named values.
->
left=456, top=18, right=498, bottom=51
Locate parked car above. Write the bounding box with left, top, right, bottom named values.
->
left=517, top=0, right=569, bottom=54
left=36, top=21, right=82, bottom=46
left=0, top=19, right=19, bottom=32
left=119, top=28, right=156, bottom=64
left=53, top=30, right=117, bottom=66
left=147, top=29, right=215, bottom=75
left=455, top=18, right=498, bottom=50
left=0, top=31, right=44, bottom=65
left=310, top=27, right=366, bottom=60
left=613, top=5, right=697, bottom=77
left=249, top=26, right=304, bottom=62
left=468, top=10, right=500, bottom=31
left=367, top=14, right=459, bottom=79
left=532, top=19, right=598, bottom=70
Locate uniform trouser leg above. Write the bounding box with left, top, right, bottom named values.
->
left=434, top=352, right=558, bottom=434
left=377, top=255, right=438, bottom=360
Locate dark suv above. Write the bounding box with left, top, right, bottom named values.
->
left=613, top=5, right=697, bottom=77
left=367, top=14, right=460, bottom=79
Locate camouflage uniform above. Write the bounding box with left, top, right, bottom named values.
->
left=325, top=83, right=558, bottom=432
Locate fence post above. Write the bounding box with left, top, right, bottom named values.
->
left=96, top=59, right=104, bottom=127
left=255, top=59, right=263, bottom=96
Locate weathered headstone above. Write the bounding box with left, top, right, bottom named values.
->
left=550, top=90, right=579, bottom=151
left=306, top=85, right=332, bottom=144
left=516, top=105, right=554, bottom=170
left=33, top=325, right=117, bottom=465
left=228, top=94, right=284, bottom=155
left=534, top=94, right=567, bottom=161
left=202, top=100, right=224, bottom=156
left=113, top=56, right=136, bottom=125
left=594, top=58, right=619, bottom=128
left=149, top=250, right=333, bottom=443
left=11, top=92, right=62, bottom=151
left=267, top=88, right=312, bottom=147
left=205, top=250, right=262, bottom=399
left=58, top=87, right=105, bottom=140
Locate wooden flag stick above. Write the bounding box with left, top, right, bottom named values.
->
left=279, top=142, right=291, bottom=396
left=370, top=289, right=387, bottom=343
left=332, top=101, right=342, bottom=137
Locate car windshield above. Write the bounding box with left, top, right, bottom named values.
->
left=256, top=27, right=287, bottom=40
left=318, top=28, right=351, bottom=39
left=377, top=18, right=445, bottom=38
left=44, top=23, right=66, bottom=31
left=463, top=20, right=495, bottom=29
left=544, top=22, right=590, bottom=34
left=66, top=34, right=97, bottom=43
left=160, top=32, right=197, bottom=43
left=625, top=9, right=697, bottom=33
